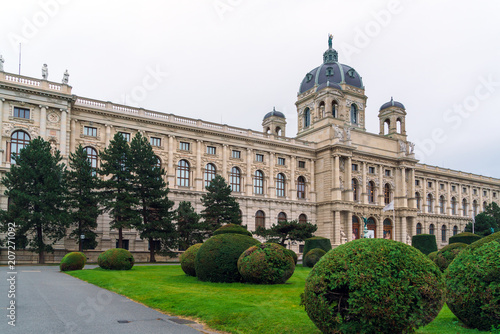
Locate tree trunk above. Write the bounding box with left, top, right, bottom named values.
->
left=118, top=227, right=123, bottom=248
left=149, top=238, right=156, bottom=263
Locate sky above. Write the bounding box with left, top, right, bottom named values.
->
left=1, top=0, right=500, bottom=178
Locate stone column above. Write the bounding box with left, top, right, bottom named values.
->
left=222, top=144, right=228, bottom=181
left=195, top=140, right=203, bottom=191
left=105, top=124, right=112, bottom=147
left=269, top=152, right=275, bottom=198
left=479, top=187, right=483, bottom=212
left=422, top=179, right=427, bottom=213
left=59, top=110, right=67, bottom=157
left=332, top=155, right=340, bottom=200
left=333, top=211, right=340, bottom=246
left=378, top=164, right=384, bottom=204
left=309, top=159, right=316, bottom=201
left=246, top=148, right=252, bottom=196
left=409, top=168, right=416, bottom=209
left=325, top=96, right=333, bottom=117
left=70, top=119, right=77, bottom=153
left=347, top=211, right=353, bottom=242
left=291, top=155, right=296, bottom=200
left=469, top=185, right=473, bottom=217
left=401, top=167, right=407, bottom=208
left=39, top=106, right=47, bottom=139
left=400, top=216, right=407, bottom=243
left=447, top=181, right=452, bottom=215
left=6, top=139, right=11, bottom=165
left=0, top=99, right=4, bottom=164
left=345, top=157, right=352, bottom=201
left=361, top=161, right=367, bottom=204
left=167, top=135, right=175, bottom=186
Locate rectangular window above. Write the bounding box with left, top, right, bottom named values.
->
left=494, top=192, right=497, bottom=198
left=415, top=180, right=420, bottom=186
left=352, top=164, right=358, bottom=171
left=84, top=126, right=97, bottom=137
left=298, top=161, right=306, bottom=168
left=256, top=154, right=264, bottom=162
left=473, top=189, right=477, bottom=195
left=440, top=184, right=444, bottom=190
left=428, top=181, right=432, bottom=188
left=179, top=142, right=190, bottom=151
left=115, top=239, right=129, bottom=250
left=232, top=150, right=241, bottom=159
left=463, top=187, right=467, bottom=194
left=484, top=190, right=487, bottom=196
left=206, top=146, right=216, bottom=155
left=278, top=157, right=285, bottom=166
left=385, top=169, right=391, bottom=176
left=13, top=107, right=30, bottom=119
left=368, top=167, right=375, bottom=174
left=452, top=185, right=456, bottom=192
left=119, top=132, right=130, bottom=142
left=150, top=137, right=161, bottom=147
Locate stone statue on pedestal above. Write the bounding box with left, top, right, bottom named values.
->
left=0, top=55, right=4, bottom=72
left=42, top=64, right=48, bottom=80
left=62, top=70, right=69, bottom=84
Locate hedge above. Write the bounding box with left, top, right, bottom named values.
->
left=60, top=252, right=86, bottom=271
left=466, top=231, right=500, bottom=251
left=180, top=243, right=203, bottom=277
left=433, top=242, right=467, bottom=271
left=412, top=234, right=437, bottom=255
left=97, top=248, right=135, bottom=270
left=302, top=236, right=332, bottom=256
left=303, top=248, right=326, bottom=268
left=213, top=223, right=252, bottom=237
left=448, top=232, right=481, bottom=245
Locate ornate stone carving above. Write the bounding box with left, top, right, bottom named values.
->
left=344, top=126, right=352, bottom=141
left=332, top=124, right=343, bottom=139
left=398, top=140, right=406, bottom=153
left=47, top=112, right=60, bottom=123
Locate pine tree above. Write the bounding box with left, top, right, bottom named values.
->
left=200, top=174, right=241, bottom=235
left=99, top=133, right=139, bottom=248
left=175, top=201, right=204, bottom=250
left=0, top=137, right=69, bottom=263
left=255, top=220, right=317, bottom=246
left=66, top=145, right=101, bottom=252
left=129, top=133, right=176, bottom=262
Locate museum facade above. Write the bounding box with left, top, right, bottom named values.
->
left=1, top=41, right=498, bottom=261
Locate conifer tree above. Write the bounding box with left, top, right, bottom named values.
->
left=66, top=145, right=101, bottom=252
left=255, top=220, right=317, bottom=246
left=200, top=174, right=241, bottom=235
left=0, top=137, right=69, bottom=263
left=175, top=201, right=203, bottom=250
left=99, top=133, right=139, bottom=249
left=129, top=133, right=176, bottom=262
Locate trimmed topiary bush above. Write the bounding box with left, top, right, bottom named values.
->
left=237, top=243, right=295, bottom=284
left=428, top=251, right=438, bottom=261
left=180, top=243, right=202, bottom=277
left=302, top=236, right=331, bottom=257
left=303, top=248, right=326, bottom=268
left=213, top=223, right=252, bottom=236
left=466, top=231, right=500, bottom=251
left=448, top=232, right=481, bottom=245
left=301, top=239, right=445, bottom=334
left=60, top=252, right=86, bottom=271
left=445, top=240, right=500, bottom=330
left=98, top=248, right=135, bottom=270
left=433, top=242, right=467, bottom=271
left=284, top=249, right=297, bottom=265
left=412, top=234, right=438, bottom=255
left=195, top=233, right=260, bottom=283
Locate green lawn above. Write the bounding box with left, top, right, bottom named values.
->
left=67, top=265, right=490, bottom=334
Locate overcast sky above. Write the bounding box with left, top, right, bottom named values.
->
left=1, top=0, right=500, bottom=178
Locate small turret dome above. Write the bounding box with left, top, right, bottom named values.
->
left=263, top=107, right=285, bottom=120
left=379, top=97, right=405, bottom=111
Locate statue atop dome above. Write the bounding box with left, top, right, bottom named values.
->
left=328, top=34, right=333, bottom=49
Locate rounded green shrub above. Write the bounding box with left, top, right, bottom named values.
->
left=448, top=232, right=481, bottom=245
left=98, top=248, right=135, bottom=270
left=301, top=239, right=445, bottom=334
left=180, top=243, right=202, bottom=277
left=445, top=240, right=500, bottom=330
left=195, top=233, right=260, bottom=283
left=237, top=243, right=295, bottom=284
left=303, top=236, right=331, bottom=257
left=412, top=234, right=437, bottom=255
left=60, top=252, right=86, bottom=271
left=466, top=231, right=500, bottom=251
left=213, top=223, right=252, bottom=236
left=303, top=248, right=326, bottom=268
left=284, top=248, right=298, bottom=265
left=428, top=251, right=438, bottom=261
left=433, top=243, right=467, bottom=271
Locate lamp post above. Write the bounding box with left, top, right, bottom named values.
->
left=80, top=234, right=85, bottom=253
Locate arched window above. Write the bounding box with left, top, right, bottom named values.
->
left=204, top=163, right=216, bottom=188
left=304, top=108, right=311, bottom=128
left=352, top=216, right=360, bottom=240
left=439, top=195, right=445, bottom=214
left=254, top=170, right=264, bottom=195
left=453, top=225, right=458, bottom=236
left=472, top=200, right=478, bottom=217
left=350, top=104, right=358, bottom=124
left=451, top=197, right=457, bottom=215
left=278, top=212, right=287, bottom=222
left=384, top=119, right=390, bottom=135
left=154, top=155, right=161, bottom=169
left=299, top=214, right=307, bottom=224
left=332, top=101, right=338, bottom=118
left=297, top=176, right=306, bottom=199
left=367, top=217, right=376, bottom=238
left=84, top=146, right=98, bottom=176
left=276, top=173, right=285, bottom=197
left=319, top=101, right=325, bottom=118
left=255, top=210, right=265, bottom=229
left=441, top=225, right=447, bottom=242
left=396, top=118, right=402, bottom=133
left=10, top=130, right=31, bottom=164
left=276, top=127, right=282, bottom=136
left=427, top=194, right=433, bottom=213
left=429, top=224, right=435, bottom=235
left=384, top=183, right=391, bottom=205
left=177, top=160, right=190, bottom=187
left=416, top=192, right=421, bottom=210
left=383, top=219, right=392, bottom=240
left=230, top=167, right=241, bottom=192
left=462, top=198, right=468, bottom=217
left=416, top=222, right=422, bottom=235
left=367, top=181, right=375, bottom=203
left=352, top=179, right=358, bottom=201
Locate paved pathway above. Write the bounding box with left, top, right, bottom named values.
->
left=0, top=265, right=206, bottom=334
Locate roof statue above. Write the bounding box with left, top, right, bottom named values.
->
left=0, top=55, right=4, bottom=72
left=42, top=64, right=48, bottom=80
left=62, top=70, right=69, bottom=84
left=328, top=34, right=333, bottom=49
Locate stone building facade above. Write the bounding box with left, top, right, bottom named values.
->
left=0, top=41, right=499, bottom=261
